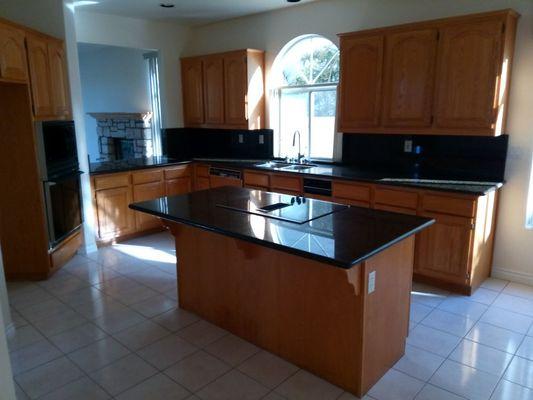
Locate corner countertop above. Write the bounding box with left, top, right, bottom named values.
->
left=89, top=156, right=189, bottom=175
left=89, top=157, right=503, bottom=196
left=129, top=186, right=434, bottom=269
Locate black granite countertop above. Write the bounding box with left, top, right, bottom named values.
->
left=89, top=156, right=189, bottom=175
left=90, top=157, right=503, bottom=195
left=202, top=159, right=503, bottom=195
left=129, top=186, right=434, bottom=269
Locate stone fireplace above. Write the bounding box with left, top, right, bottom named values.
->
left=89, top=112, right=153, bottom=161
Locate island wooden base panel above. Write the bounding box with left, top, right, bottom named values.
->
left=169, top=222, right=415, bottom=397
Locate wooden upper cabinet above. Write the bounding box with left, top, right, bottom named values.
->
left=181, top=49, right=264, bottom=129
left=339, top=35, right=383, bottom=130
left=434, top=18, right=504, bottom=133
left=224, top=51, right=248, bottom=127
left=382, top=29, right=438, bottom=128
left=26, top=34, right=53, bottom=118
left=338, top=9, right=518, bottom=136
left=181, top=57, right=204, bottom=126
left=47, top=40, right=71, bottom=119
left=0, top=23, right=27, bottom=82
left=203, top=54, right=225, bottom=125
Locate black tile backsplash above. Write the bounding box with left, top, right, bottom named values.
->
left=162, top=128, right=274, bottom=160
left=342, top=134, right=509, bottom=182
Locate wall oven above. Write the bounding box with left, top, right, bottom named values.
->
left=36, top=121, right=83, bottom=249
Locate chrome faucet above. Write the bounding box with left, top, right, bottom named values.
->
left=292, top=130, right=304, bottom=164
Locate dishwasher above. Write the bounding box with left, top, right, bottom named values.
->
left=209, top=167, right=243, bottom=188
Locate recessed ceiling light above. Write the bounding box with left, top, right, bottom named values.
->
left=160, top=3, right=175, bottom=8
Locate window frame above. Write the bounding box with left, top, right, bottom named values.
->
left=277, top=83, right=338, bottom=161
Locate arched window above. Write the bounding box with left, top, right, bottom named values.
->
left=272, top=35, right=339, bottom=160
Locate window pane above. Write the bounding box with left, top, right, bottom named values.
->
left=310, top=90, right=336, bottom=159
left=280, top=89, right=309, bottom=158
left=282, top=36, right=339, bottom=86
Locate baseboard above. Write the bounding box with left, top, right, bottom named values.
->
left=6, top=322, right=15, bottom=336
left=492, top=267, right=533, bottom=287
left=79, top=243, right=98, bottom=255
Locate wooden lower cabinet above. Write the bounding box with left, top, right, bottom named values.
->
left=166, top=177, right=192, bottom=196
left=133, top=181, right=164, bottom=231
left=414, top=213, right=474, bottom=286
left=92, top=166, right=194, bottom=243
left=95, top=186, right=136, bottom=240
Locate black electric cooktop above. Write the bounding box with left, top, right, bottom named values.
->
left=217, top=192, right=348, bottom=224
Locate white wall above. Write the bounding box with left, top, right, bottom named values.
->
left=0, top=247, right=15, bottom=400
left=0, top=0, right=64, bottom=38
left=78, top=44, right=152, bottom=161
left=75, top=11, right=190, bottom=129
left=185, top=0, right=533, bottom=283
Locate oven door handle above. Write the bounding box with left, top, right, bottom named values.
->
left=44, top=170, right=84, bottom=184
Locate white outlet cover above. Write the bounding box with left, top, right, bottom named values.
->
left=238, top=134, right=244, bottom=143
left=368, top=271, right=376, bottom=294
left=404, top=140, right=413, bottom=153
left=259, top=134, right=264, bottom=144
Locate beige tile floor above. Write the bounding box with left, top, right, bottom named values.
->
left=5, top=232, right=533, bottom=400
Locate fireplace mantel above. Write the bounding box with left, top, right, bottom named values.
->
left=88, top=112, right=152, bottom=121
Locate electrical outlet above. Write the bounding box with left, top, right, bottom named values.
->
left=238, top=134, right=244, bottom=144
left=259, top=134, right=264, bottom=144
left=368, top=271, right=376, bottom=294
left=404, top=140, right=413, bottom=153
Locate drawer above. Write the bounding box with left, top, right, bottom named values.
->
left=374, top=203, right=417, bottom=215
left=93, top=173, right=130, bottom=190
left=132, top=168, right=163, bottom=184
left=374, top=187, right=418, bottom=209
left=270, top=174, right=302, bottom=192
left=196, top=165, right=210, bottom=177
left=244, top=171, right=270, bottom=188
left=422, top=194, right=476, bottom=218
left=164, top=165, right=191, bottom=180
left=332, top=181, right=371, bottom=202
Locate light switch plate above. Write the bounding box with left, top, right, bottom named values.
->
left=259, top=134, right=264, bottom=144
left=404, top=140, right=413, bottom=153
left=368, top=271, right=376, bottom=294
left=238, top=134, right=244, bottom=144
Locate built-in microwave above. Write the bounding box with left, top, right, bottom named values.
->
left=35, top=120, right=79, bottom=179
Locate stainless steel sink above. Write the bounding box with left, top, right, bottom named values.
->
left=255, top=161, right=318, bottom=171
left=255, top=161, right=293, bottom=168
left=280, top=164, right=316, bottom=171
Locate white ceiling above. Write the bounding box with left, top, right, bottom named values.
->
left=74, top=0, right=319, bottom=25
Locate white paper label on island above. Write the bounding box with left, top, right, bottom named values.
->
left=368, top=271, right=376, bottom=294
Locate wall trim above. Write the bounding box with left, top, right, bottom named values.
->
left=6, top=322, right=15, bottom=337
left=492, top=267, right=533, bottom=287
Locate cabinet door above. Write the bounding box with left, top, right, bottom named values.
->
left=224, top=52, right=248, bottom=127
left=47, top=40, right=71, bottom=119
left=339, top=35, right=383, bottom=130
left=382, top=29, right=438, bottom=128
left=26, top=35, right=53, bottom=118
left=434, top=19, right=503, bottom=132
left=165, top=177, right=191, bottom=196
left=133, top=181, right=164, bottom=231
left=415, top=212, right=474, bottom=285
left=203, top=55, right=225, bottom=125
left=95, top=187, right=135, bottom=239
left=181, top=57, right=204, bottom=126
left=0, top=23, right=27, bottom=82
left=195, top=176, right=210, bottom=191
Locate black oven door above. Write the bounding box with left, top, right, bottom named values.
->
left=43, top=172, right=83, bottom=249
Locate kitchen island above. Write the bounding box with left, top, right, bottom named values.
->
left=130, top=186, right=433, bottom=397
